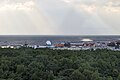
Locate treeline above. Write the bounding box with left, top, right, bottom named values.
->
left=0, top=48, right=120, bottom=80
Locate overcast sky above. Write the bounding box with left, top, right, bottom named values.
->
left=0, top=0, right=120, bottom=35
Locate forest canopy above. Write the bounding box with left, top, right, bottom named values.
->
left=0, top=48, right=120, bottom=80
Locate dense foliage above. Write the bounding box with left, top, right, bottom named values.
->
left=0, top=48, right=120, bottom=80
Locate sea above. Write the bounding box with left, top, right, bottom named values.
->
left=0, top=35, right=120, bottom=46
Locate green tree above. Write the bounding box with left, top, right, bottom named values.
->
left=70, top=70, right=85, bottom=80
left=91, top=70, right=101, bottom=80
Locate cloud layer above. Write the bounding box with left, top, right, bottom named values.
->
left=62, top=0, right=120, bottom=13
left=0, top=0, right=120, bottom=35
left=0, top=0, right=35, bottom=11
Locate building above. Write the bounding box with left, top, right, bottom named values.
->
left=0, top=45, right=9, bottom=48
left=46, top=40, right=52, bottom=46
left=0, top=45, right=22, bottom=49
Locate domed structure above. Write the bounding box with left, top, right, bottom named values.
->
left=81, top=38, right=93, bottom=42
left=46, top=40, right=52, bottom=46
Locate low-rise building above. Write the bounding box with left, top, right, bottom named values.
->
left=0, top=45, right=9, bottom=48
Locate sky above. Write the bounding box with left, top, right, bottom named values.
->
left=0, top=0, right=120, bottom=35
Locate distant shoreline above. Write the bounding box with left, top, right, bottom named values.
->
left=0, top=35, right=120, bottom=37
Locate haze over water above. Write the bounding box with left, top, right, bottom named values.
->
left=0, top=35, right=120, bottom=46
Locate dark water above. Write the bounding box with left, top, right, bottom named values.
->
left=0, top=35, right=120, bottom=45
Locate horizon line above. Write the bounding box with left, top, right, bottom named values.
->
left=0, top=34, right=120, bottom=36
